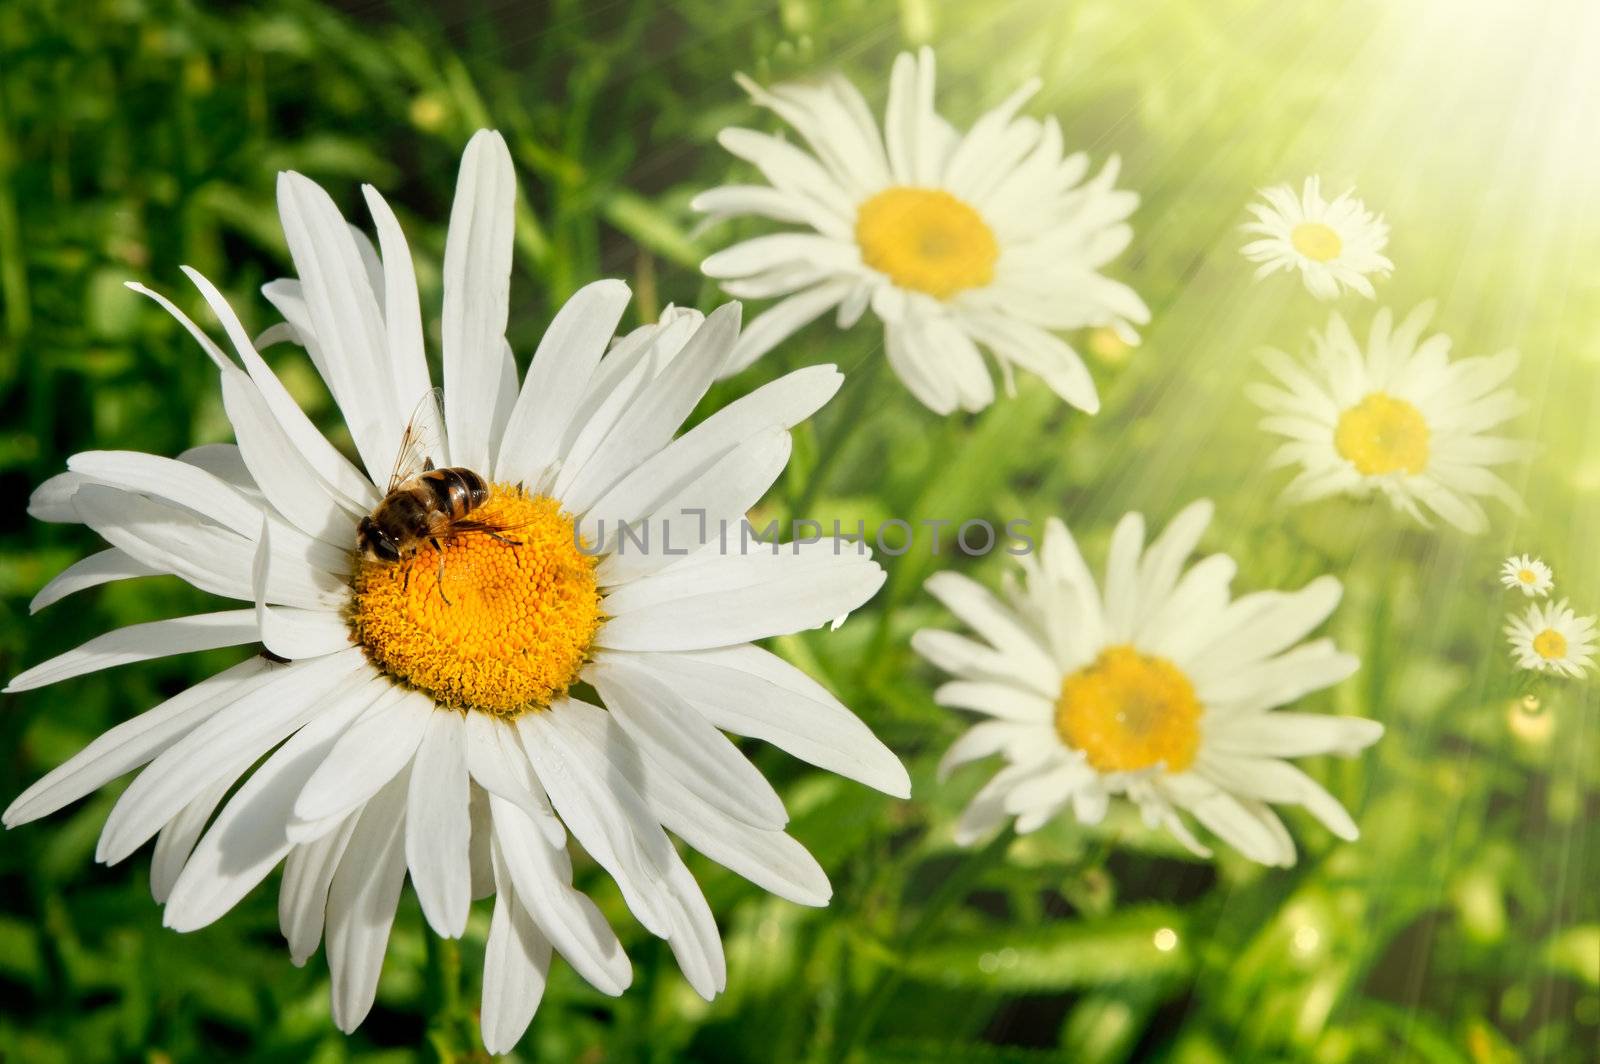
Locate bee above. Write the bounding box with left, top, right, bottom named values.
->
left=356, top=389, right=520, bottom=602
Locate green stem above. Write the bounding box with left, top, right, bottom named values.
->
left=425, top=934, right=466, bottom=1062
left=838, top=827, right=1015, bottom=1058
left=792, top=353, right=885, bottom=519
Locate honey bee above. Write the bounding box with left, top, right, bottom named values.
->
left=356, top=389, right=520, bottom=602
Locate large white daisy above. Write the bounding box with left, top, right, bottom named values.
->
left=6, top=130, right=908, bottom=1051
left=1505, top=599, right=1596, bottom=679
left=1241, top=177, right=1393, bottom=301
left=1250, top=302, right=1527, bottom=534
left=913, top=500, right=1383, bottom=867
left=695, top=46, right=1149, bottom=416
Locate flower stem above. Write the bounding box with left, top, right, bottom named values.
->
left=838, top=827, right=1015, bottom=1058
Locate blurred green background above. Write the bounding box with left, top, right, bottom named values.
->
left=1, top=0, right=1596, bottom=1061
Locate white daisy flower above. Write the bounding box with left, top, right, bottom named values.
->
left=1240, top=177, right=1393, bottom=300
left=6, top=130, right=908, bottom=1051
left=695, top=46, right=1149, bottom=416
left=1499, top=554, right=1554, bottom=597
left=1505, top=599, right=1596, bottom=678
left=1250, top=301, right=1528, bottom=535
left=913, top=499, right=1383, bottom=867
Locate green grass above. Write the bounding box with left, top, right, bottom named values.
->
left=1, top=0, right=1596, bottom=1061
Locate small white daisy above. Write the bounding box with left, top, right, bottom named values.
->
left=1250, top=301, right=1528, bottom=534
left=1241, top=176, right=1393, bottom=300
left=695, top=46, right=1149, bottom=416
left=913, top=499, right=1383, bottom=867
left=1505, top=599, right=1596, bottom=678
left=1499, top=554, right=1554, bottom=597
left=7, top=131, right=908, bottom=1051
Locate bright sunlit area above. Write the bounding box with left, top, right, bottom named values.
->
left=0, top=1, right=1595, bottom=1061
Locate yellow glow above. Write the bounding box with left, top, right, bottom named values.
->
left=1056, top=646, right=1203, bottom=774
left=1532, top=627, right=1568, bottom=660
left=1291, top=222, right=1343, bottom=262
left=855, top=187, right=998, bottom=299
left=352, top=488, right=601, bottom=716
left=1334, top=393, right=1430, bottom=476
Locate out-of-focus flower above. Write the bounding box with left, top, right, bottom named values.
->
left=913, top=499, right=1382, bottom=867
left=1499, top=554, right=1554, bottom=597
left=696, top=47, right=1148, bottom=415
left=1505, top=599, right=1596, bottom=678
left=1241, top=177, right=1392, bottom=300
left=1251, top=302, right=1528, bottom=534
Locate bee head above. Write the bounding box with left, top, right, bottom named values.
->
left=356, top=516, right=402, bottom=563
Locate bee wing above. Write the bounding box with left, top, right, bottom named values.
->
left=388, top=387, right=447, bottom=492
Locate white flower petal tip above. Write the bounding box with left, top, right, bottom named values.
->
left=1254, top=303, right=1526, bottom=533
left=919, top=500, right=1379, bottom=865
left=699, top=49, right=1143, bottom=414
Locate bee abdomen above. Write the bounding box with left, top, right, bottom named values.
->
left=421, top=467, right=490, bottom=519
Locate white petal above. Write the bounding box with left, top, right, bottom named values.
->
left=291, top=685, right=433, bottom=839
left=442, top=130, right=517, bottom=473
left=406, top=709, right=473, bottom=938
left=596, top=546, right=885, bottom=652
left=617, top=644, right=908, bottom=797
left=494, top=279, right=632, bottom=484
left=462, top=712, right=564, bottom=848
left=276, top=172, right=401, bottom=482
left=163, top=674, right=381, bottom=931
left=489, top=795, right=632, bottom=995
left=252, top=518, right=352, bottom=661
left=586, top=652, right=788, bottom=829
left=481, top=849, right=553, bottom=1054
left=557, top=304, right=742, bottom=513
left=326, top=766, right=411, bottom=1033
left=6, top=609, right=262, bottom=694
left=280, top=814, right=360, bottom=965
left=514, top=709, right=673, bottom=936
left=552, top=698, right=829, bottom=905
left=719, top=281, right=853, bottom=377
left=361, top=185, right=432, bottom=418
left=2, top=658, right=271, bottom=827
left=30, top=548, right=162, bottom=614
left=96, top=649, right=367, bottom=865
left=149, top=774, right=233, bottom=904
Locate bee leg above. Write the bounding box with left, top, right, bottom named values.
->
left=432, top=539, right=453, bottom=606
left=487, top=531, right=521, bottom=546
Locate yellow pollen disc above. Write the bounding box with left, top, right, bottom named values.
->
left=1518, top=569, right=1537, bottom=584
left=351, top=487, right=602, bottom=718
left=1334, top=392, right=1431, bottom=476
left=855, top=186, right=998, bottom=299
left=1290, top=221, right=1343, bottom=262
left=1532, top=628, right=1567, bottom=660
left=1055, top=645, right=1203, bottom=774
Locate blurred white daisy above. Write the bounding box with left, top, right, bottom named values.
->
left=913, top=499, right=1382, bottom=867
left=1499, top=554, right=1553, bottom=597
left=1250, top=302, right=1527, bottom=534
left=6, top=131, right=908, bottom=1052
left=1505, top=599, right=1596, bottom=678
left=695, top=46, right=1148, bottom=416
left=1241, top=177, right=1393, bottom=300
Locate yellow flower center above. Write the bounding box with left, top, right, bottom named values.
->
left=1532, top=627, right=1567, bottom=660
left=855, top=187, right=998, bottom=299
left=1334, top=392, right=1431, bottom=476
left=351, top=487, right=602, bottom=717
left=1519, top=569, right=1537, bottom=584
left=1290, top=221, right=1343, bottom=262
left=1055, top=645, right=1203, bottom=774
